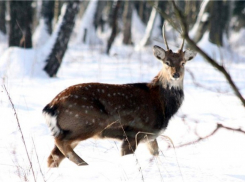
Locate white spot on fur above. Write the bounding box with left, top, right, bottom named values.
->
left=75, top=114, right=79, bottom=118
left=85, top=110, right=88, bottom=114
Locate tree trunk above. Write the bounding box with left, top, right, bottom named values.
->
left=9, top=1, right=33, bottom=48
left=209, top=0, right=230, bottom=46
left=44, top=1, right=80, bottom=77
left=191, top=0, right=210, bottom=43
left=185, top=1, right=202, bottom=29
left=137, top=1, right=158, bottom=48
left=94, top=0, right=107, bottom=30
left=78, top=0, right=99, bottom=45
left=106, top=0, right=121, bottom=54
left=232, top=1, right=245, bottom=31
left=122, top=1, right=133, bottom=44
left=41, top=0, right=55, bottom=34
left=54, top=0, right=63, bottom=24
left=0, top=1, right=6, bottom=34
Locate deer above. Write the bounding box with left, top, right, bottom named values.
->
left=43, top=26, right=197, bottom=167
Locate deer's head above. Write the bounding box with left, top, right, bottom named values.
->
left=153, top=26, right=196, bottom=86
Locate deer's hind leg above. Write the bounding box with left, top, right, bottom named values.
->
left=48, top=145, right=65, bottom=167
left=54, top=138, right=88, bottom=166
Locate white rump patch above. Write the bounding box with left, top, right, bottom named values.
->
left=43, top=112, right=61, bottom=137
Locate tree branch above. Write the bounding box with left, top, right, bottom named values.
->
left=172, top=123, right=245, bottom=148
left=170, top=0, right=245, bottom=107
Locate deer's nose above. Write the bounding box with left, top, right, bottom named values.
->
left=172, top=73, right=180, bottom=79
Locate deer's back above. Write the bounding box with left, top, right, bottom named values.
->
left=46, top=83, right=165, bottom=139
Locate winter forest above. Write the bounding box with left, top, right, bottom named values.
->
left=0, top=0, right=245, bottom=181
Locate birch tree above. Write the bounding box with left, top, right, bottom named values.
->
left=136, top=1, right=158, bottom=49
left=44, top=1, right=80, bottom=77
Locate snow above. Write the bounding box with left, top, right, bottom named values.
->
left=33, top=19, right=51, bottom=48
left=0, top=6, right=245, bottom=182
left=74, top=0, right=101, bottom=45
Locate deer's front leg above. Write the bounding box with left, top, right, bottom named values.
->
left=147, top=139, right=159, bottom=156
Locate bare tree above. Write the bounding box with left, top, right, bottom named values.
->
left=191, top=0, right=210, bottom=43
left=170, top=0, right=245, bottom=107
left=0, top=1, right=6, bottom=35
left=137, top=1, right=159, bottom=48
left=44, top=1, right=80, bottom=77
left=94, top=0, right=107, bottom=31
left=232, top=1, right=245, bottom=31
left=41, top=0, right=55, bottom=34
left=9, top=1, right=33, bottom=48
left=122, top=1, right=133, bottom=44
left=209, top=0, right=230, bottom=46
left=106, top=0, right=121, bottom=54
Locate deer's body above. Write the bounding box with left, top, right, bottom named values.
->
left=43, top=26, right=196, bottom=167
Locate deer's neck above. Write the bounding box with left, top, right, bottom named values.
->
left=150, top=69, right=184, bottom=126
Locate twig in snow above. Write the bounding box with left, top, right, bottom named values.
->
left=32, top=137, right=46, bottom=182
left=174, top=118, right=245, bottom=149
left=2, top=84, right=37, bottom=182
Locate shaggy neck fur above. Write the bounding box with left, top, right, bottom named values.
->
left=151, top=67, right=184, bottom=90
left=150, top=67, right=184, bottom=128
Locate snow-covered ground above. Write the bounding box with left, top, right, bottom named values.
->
left=0, top=7, right=245, bottom=182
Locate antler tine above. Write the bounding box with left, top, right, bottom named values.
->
left=162, top=24, right=169, bottom=50
left=179, top=38, right=185, bottom=52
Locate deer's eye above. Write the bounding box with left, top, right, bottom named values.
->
left=165, top=61, right=170, bottom=66
left=181, top=62, right=185, bottom=66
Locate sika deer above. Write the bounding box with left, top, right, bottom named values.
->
left=43, top=27, right=196, bottom=167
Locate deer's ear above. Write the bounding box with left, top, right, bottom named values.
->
left=184, top=49, right=197, bottom=61
left=153, top=45, right=166, bottom=60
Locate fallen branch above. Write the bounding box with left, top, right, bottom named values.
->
left=173, top=122, right=245, bottom=148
